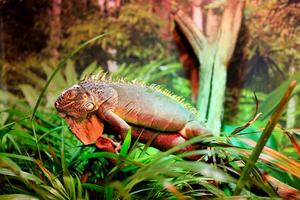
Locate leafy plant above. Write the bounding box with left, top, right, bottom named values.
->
left=65, top=2, right=169, bottom=69
left=1, top=26, right=300, bottom=200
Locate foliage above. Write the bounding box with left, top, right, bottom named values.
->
left=243, top=0, right=300, bottom=92
left=65, top=2, right=169, bottom=69
left=234, top=81, right=297, bottom=195
left=1, top=97, right=300, bottom=199
left=2, top=0, right=173, bottom=92
left=1, top=43, right=300, bottom=199
left=1, top=1, right=300, bottom=198
left=224, top=81, right=300, bottom=155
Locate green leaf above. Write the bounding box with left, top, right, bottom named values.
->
left=78, top=152, right=118, bottom=161
left=82, top=183, right=104, bottom=192
left=0, top=194, right=38, bottom=200
left=0, top=153, right=35, bottom=162
left=76, top=175, right=83, bottom=198
left=0, top=90, right=19, bottom=104
left=236, top=137, right=300, bottom=179
left=259, top=72, right=300, bottom=120
left=104, top=185, right=113, bottom=200
left=19, top=84, right=39, bottom=108
left=234, top=81, right=297, bottom=195
left=80, top=61, right=99, bottom=80
left=0, top=168, right=42, bottom=184
left=172, top=161, right=236, bottom=183
left=65, top=60, right=78, bottom=86
left=35, top=160, right=69, bottom=199
left=119, top=129, right=132, bottom=158
left=39, top=185, right=66, bottom=200
left=0, top=156, right=22, bottom=174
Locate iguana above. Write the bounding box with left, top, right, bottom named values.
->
left=55, top=75, right=211, bottom=152
left=63, top=113, right=201, bottom=159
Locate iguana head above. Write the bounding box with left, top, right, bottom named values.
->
left=55, top=84, right=104, bottom=145
left=55, top=84, right=98, bottom=119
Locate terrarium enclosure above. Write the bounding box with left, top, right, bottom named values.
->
left=0, top=0, right=300, bottom=199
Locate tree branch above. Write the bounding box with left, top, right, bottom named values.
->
left=217, top=0, right=245, bottom=65
left=173, top=9, right=207, bottom=56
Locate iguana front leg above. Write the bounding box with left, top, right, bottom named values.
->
left=96, top=135, right=121, bottom=153
left=97, top=109, right=131, bottom=140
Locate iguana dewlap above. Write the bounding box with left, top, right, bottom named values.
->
left=55, top=76, right=211, bottom=140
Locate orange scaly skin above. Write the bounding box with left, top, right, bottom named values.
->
left=55, top=76, right=211, bottom=153
left=63, top=113, right=201, bottom=160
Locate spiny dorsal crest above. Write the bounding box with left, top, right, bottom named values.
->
left=148, top=84, right=198, bottom=115
left=81, top=72, right=199, bottom=115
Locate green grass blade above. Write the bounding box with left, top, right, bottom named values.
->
left=0, top=168, right=43, bottom=184
left=35, top=160, right=69, bottom=199
left=65, top=60, right=78, bottom=85
left=80, top=61, right=99, bottom=80
left=236, top=138, right=300, bottom=179
left=104, top=185, right=113, bottom=200
left=31, top=120, right=41, bottom=160
left=0, top=117, right=29, bottom=131
left=119, top=129, right=132, bottom=158
left=234, top=81, right=298, bottom=195
left=19, top=84, right=39, bottom=108
left=259, top=72, right=300, bottom=120
left=81, top=183, right=104, bottom=192
left=0, top=194, right=39, bottom=200
left=38, top=126, right=63, bottom=142
left=78, top=152, right=118, bottom=160
left=76, top=175, right=83, bottom=198
left=0, top=153, right=35, bottom=162
left=61, top=126, right=76, bottom=199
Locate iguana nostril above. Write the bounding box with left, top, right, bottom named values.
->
left=55, top=100, right=61, bottom=108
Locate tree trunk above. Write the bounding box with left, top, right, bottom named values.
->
left=286, top=64, right=296, bottom=129
left=49, top=0, right=61, bottom=60
left=174, top=0, right=245, bottom=133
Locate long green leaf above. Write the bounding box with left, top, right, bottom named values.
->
left=259, top=72, right=300, bottom=120
left=19, top=84, right=39, bottom=108
left=119, top=129, right=132, bottom=158
left=0, top=194, right=38, bottom=200
left=0, top=153, right=35, bottom=162
left=237, top=137, right=300, bottom=179
left=65, top=60, right=78, bottom=85
left=234, top=81, right=297, bottom=195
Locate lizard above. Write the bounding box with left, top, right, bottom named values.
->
left=54, top=74, right=211, bottom=151
left=63, top=113, right=201, bottom=159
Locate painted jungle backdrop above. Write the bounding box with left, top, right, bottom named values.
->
left=0, top=0, right=300, bottom=199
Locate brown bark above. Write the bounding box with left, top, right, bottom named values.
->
left=173, top=0, right=245, bottom=133
left=173, top=24, right=199, bottom=102
left=49, top=0, right=61, bottom=60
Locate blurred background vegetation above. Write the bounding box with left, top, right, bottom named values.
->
left=0, top=0, right=300, bottom=199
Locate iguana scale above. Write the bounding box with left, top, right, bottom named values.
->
left=55, top=75, right=211, bottom=151
left=63, top=113, right=201, bottom=159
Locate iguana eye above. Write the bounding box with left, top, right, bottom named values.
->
left=85, top=102, right=95, bottom=111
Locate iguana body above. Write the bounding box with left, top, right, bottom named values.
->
left=62, top=112, right=201, bottom=160
left=55, top=75, right=210, bottom=143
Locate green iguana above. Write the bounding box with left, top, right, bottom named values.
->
left=63, top=113, right=201, bottom=160
left=55, top=75, right=211, bottom=152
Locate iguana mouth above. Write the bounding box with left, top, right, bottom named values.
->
left=63, top=114, right=104, bottom=145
